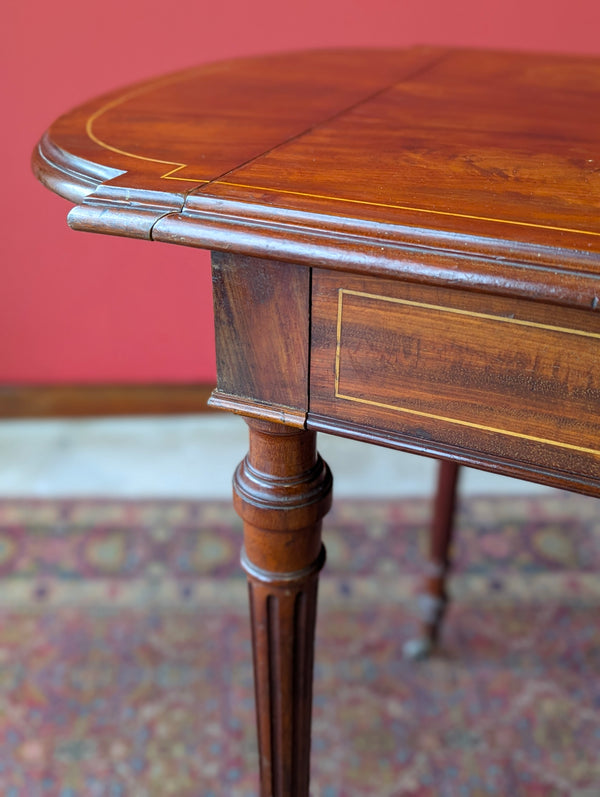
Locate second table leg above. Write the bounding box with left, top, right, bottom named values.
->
left=404, top=459, right=460, bottom=659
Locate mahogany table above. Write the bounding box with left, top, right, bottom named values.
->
left=33, top=47, right=600, bottom=795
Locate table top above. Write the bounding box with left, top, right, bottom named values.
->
left=34, top=46, right=600, bottom=308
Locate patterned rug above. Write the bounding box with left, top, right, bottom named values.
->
left=0, top=493, right=599, bottom=796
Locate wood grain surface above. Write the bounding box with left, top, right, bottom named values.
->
left=34, top=47, right=600, bottom=307
left=210, top=253, right=310, bottom=426
left=309, top=267, right=600, bottom=492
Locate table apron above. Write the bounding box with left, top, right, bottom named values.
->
left=309, top=268, right=600, bottom=495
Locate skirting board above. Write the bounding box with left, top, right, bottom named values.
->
left=0, top=384, right=217, bottom=418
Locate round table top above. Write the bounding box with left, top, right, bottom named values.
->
left=33, top=47, right=600, bottom=307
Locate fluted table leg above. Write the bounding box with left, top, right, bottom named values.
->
left=233, top=419, right=333, bottom=797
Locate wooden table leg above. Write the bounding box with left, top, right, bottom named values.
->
left=233, top=418, right=333, bottom=796
left=404, top=459, right=460, bottom=659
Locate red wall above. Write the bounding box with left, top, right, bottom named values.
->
left=4, top=0, right=600, bottom=384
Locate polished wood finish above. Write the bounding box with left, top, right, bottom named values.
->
left=210, top=253, right=310, bottom=426
left=33, top=47, right=600, bottom=794
left=33, top=49, right=431, bottom=234
left=310, top=268, right=600, bottom=493
left=33, top=48, right=600, bottom=309
left=234, top=419, right=332, bottom=796
left=0, top=383, right=216, bottom=418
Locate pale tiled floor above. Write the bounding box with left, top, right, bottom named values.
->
left=0, top=415, right=552, bottom=498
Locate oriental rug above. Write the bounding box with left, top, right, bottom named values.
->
left=0, top=493, right=599, bottom=796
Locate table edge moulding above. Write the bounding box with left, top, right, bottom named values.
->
left=32, top=46, right=600, bottom=796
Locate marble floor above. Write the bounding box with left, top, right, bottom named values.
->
left=0, top=415, right=552, bottom=499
